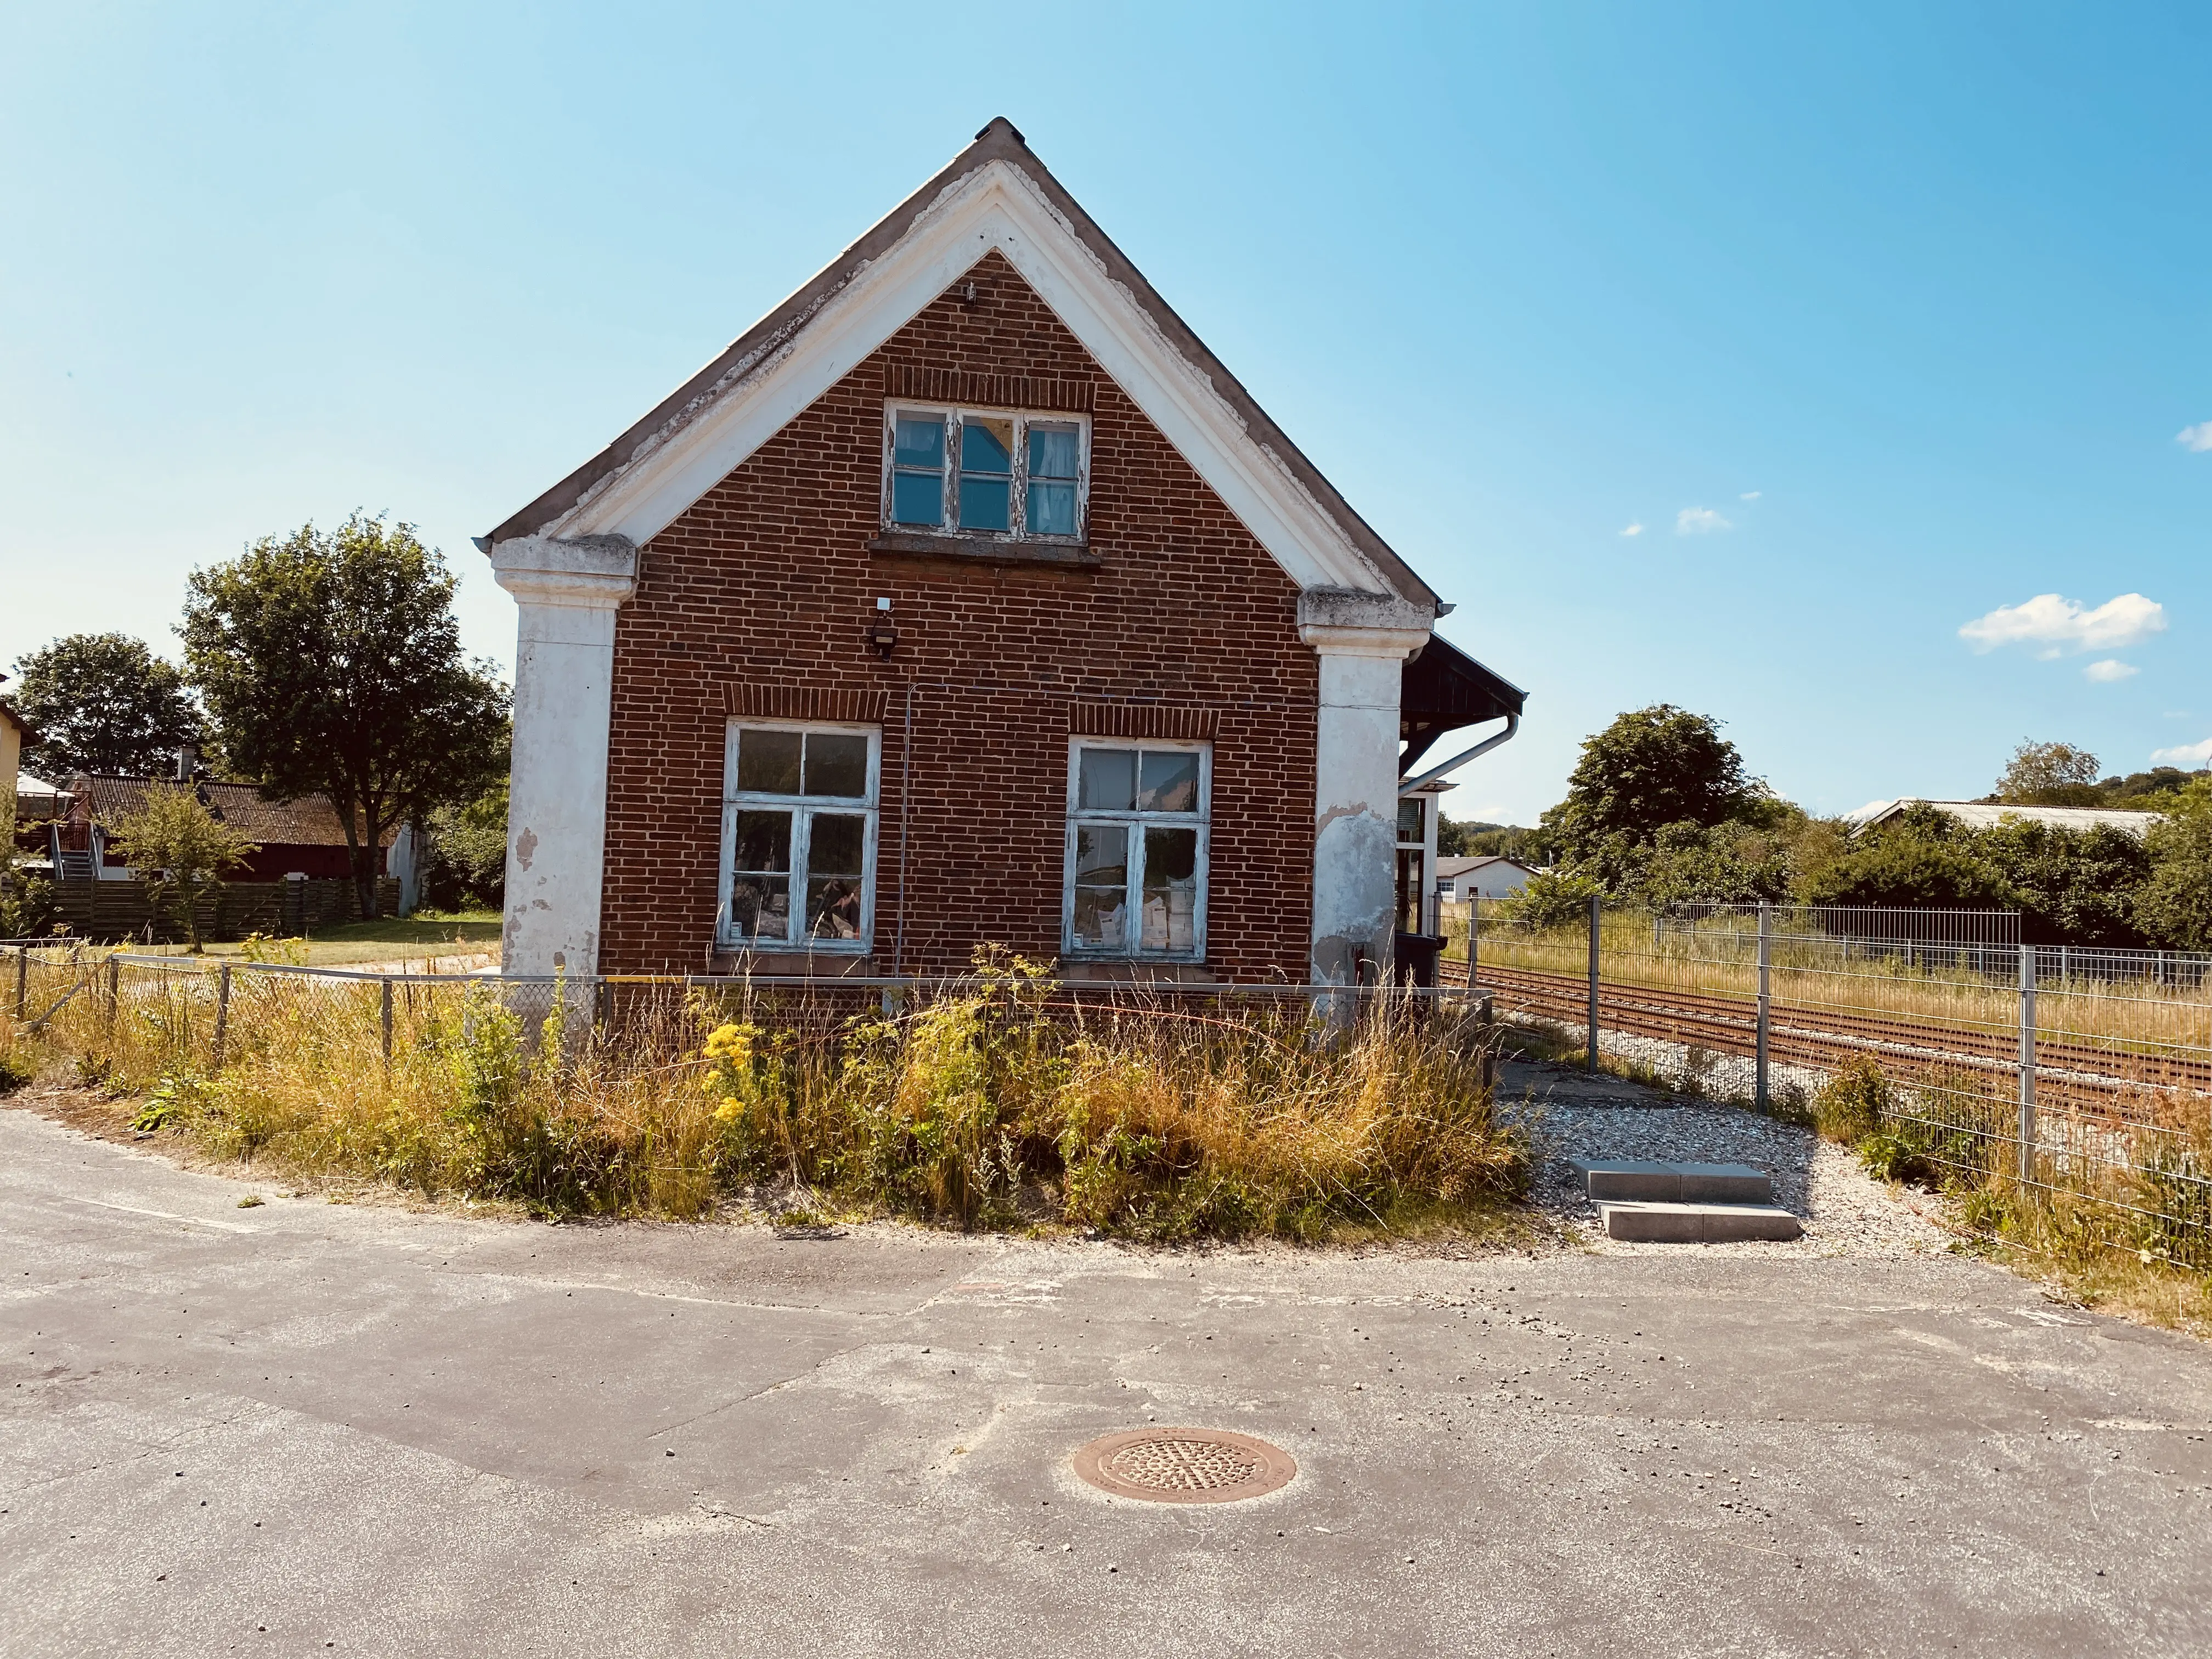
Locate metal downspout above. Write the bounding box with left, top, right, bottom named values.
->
left=1398, top=713, right=1520, bottom=792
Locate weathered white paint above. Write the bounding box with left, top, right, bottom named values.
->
left=541, top=160, right=1400, bottom=601
left=389, top=822, right=420, bottom=916
left=491, top=535, right=639, bottom=978
left=1300, top=592, right=1431, bottom=988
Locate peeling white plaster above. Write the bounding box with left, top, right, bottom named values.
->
left=492, top=535, right=639, bottom=979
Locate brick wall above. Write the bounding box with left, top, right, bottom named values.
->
left=599, top=250, right=1319, bottom=978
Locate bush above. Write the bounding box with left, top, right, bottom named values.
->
left=1501, top=868, right=1605, bottom=930
left=1810, top=1056, right=1892, bottom=1143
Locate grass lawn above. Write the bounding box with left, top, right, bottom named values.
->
left=131, top=911, right=501, bottom=968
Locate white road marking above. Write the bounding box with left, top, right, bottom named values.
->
left=67, top=1196, right=259, bottom=1234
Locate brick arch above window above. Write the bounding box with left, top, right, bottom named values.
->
left=724, top=684, right=890, bottom=724
left=1068, top=702, right=1220, bottom=741
left=885, top=364, right=1093, bottom=414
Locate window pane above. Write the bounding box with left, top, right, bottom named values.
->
left=1073, top=886, right=1127, bottom=950
left=736, top=729, right=802, bottom=794
left=728, top=875, right=791, bottom=941
left=959, top=475, right=1009, bottom=531
left=1026, top=480, right=1077, bottom=536
left=806, top=812, right=866, bottom=878
left=806, top=877, right=865, bottom=940
left=1141, top=827, right=1199, bottom=953
left=1138, top=751, right=1200, bottom=813
left=894, top=415, right=945, bottom=469
left=892, top=470, right=944, bottom=527
left=803, top=734, right=870, bottom=799
left=960, top=417, right=1011, bottom=473
left=1074, top=822, right=1128, bottom=884
left=1397, top=798, right=1424, bottom=840
left=1077, top=748, right=1136, bottom=811
left=730, top=809, right=792, bottom=872
left=1028, top=426, right=1079, bottom=479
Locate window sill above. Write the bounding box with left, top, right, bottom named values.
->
left=867, top=532, right=1099, bottom=569
left=709, top=949, right=874, bottom=978
left=1058, top=960, right=1217, bottom=984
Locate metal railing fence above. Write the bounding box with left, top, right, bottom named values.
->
left=3, top=946, right=1500, bottom=1090
left=1446, top=897, right=2212, bottom=1271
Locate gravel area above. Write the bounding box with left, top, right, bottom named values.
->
left=1499, top=1058, right=1953, bottom=1260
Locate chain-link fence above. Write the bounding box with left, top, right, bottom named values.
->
left=0, top=946, right=1514, bottom=1234
left=1446, top=897, right=2212, bottom=1271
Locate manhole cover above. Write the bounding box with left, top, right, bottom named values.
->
left=1070, top=1428, right=1297, bottom=1505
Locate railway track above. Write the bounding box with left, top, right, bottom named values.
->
left=1445, top=960, right=2208, bottom=1113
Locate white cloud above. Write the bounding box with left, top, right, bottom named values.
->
left=2083, top=658, right=2138, bottom=682
left=1619, top=522, right=1644, bottom=537
left=1957, top=592, right=2167, bottom=655
left=2177, top=422, right=2212, bottom=453
left=1739, top=490, right=1762, bottom=500
left=1676, top=506, right=1731, bottom=535
left=2151, top=737, right=2212, bottom=765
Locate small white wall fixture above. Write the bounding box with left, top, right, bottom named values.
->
left=491, top=534, right=639, bottom=979
left=1300, top=592, right=1431, bottom=989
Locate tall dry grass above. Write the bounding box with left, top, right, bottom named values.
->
left=12, top=949, right=1528, bottom=1241
left=1460, top=911, right=2212, bottom=1062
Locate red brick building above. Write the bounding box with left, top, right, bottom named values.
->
left=482, top=121, right=1520, bottom=984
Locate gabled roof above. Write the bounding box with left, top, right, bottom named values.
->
left=483, top=119, right=1437, bottom=609
left=1436, top=854, right=1536, bottom=877
left=1849, top=798, right=2163, bottom=838
left=75, top=778, right=399, bottom=848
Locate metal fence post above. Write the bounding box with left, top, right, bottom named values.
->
left=2017, top=944, right=2037, bottom=1183
left=105, top=955, right=120, bottom=1030
left=13, top=948, right=25, bottom=1019
left=1586, top=894, right=1601, bottom=1074
left=1468, top=898, right=1479, bottom=989
left=380, top=978, right=394, bottom=1069
left=212, top=963, right=232, bottom=1072
left=1756, top=901, right=1772, bottom=1109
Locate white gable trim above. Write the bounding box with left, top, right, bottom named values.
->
left=543, top=161, right=1400, bottom=599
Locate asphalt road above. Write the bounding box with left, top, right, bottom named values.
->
left=4, top=1102, right=2209, bottom=1658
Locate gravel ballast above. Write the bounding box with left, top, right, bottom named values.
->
left=1499, top=1058, right=1951, bottom=1260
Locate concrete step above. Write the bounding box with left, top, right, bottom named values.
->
left=1571, top=1160, right=1773, bottom=1204
left=1598, top=1201, right=1804, bottom=1243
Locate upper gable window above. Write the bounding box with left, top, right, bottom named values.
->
left=884, top=407, right=1089, bottom=541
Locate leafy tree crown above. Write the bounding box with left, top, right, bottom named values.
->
left=1542, top=705, right=1765, bottom=857
left=8, top=632, right=200, bottom=777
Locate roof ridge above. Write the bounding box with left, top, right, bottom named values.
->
left=480, top=119, right=1437, bottom=610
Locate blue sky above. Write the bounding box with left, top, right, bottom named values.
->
left=4, top=3, right=2207, bottom=823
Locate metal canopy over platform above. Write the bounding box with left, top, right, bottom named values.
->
left=1398, top=634, right=1526, bottom=776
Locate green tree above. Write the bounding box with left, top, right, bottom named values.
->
left=1797, top=837, right=2016, bottom=911
left=0, top=798, right=58, bottom=938
left=1540, top=705, right=1768, bottom=864
left=1995, top=740, right=2102, bottom=807
left=105, top=784, right=259, bottom=951
left=181, top=515, right=510, bottom=921
left=422, top=778, right=510, bottom=911
left=8, top=633, right=200, bottom=778
left=1972, top=818, right=2149, bottom=946
left=2137, top=781, right=2212, bottom=950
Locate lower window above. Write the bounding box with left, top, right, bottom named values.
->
left=717, top=722, right=879, bottom=952
left=1063, top=740, right=1209, bottom=960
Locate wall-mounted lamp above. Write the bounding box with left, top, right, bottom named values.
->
left=866, top=595, right=899, bottom=657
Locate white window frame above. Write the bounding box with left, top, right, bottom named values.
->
left=1061, top=738, right=1211, bottom=962
left=881, top=403, right=1091, bottom=543
left=715, top=720, right=882, bottom=955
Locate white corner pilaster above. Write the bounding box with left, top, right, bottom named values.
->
left=490, top=534, right=639, bottom=979
left=1299, top=591, right=1432, bottom=989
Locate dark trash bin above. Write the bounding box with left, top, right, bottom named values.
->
left=1393, top=930, right=1446, bottom=989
